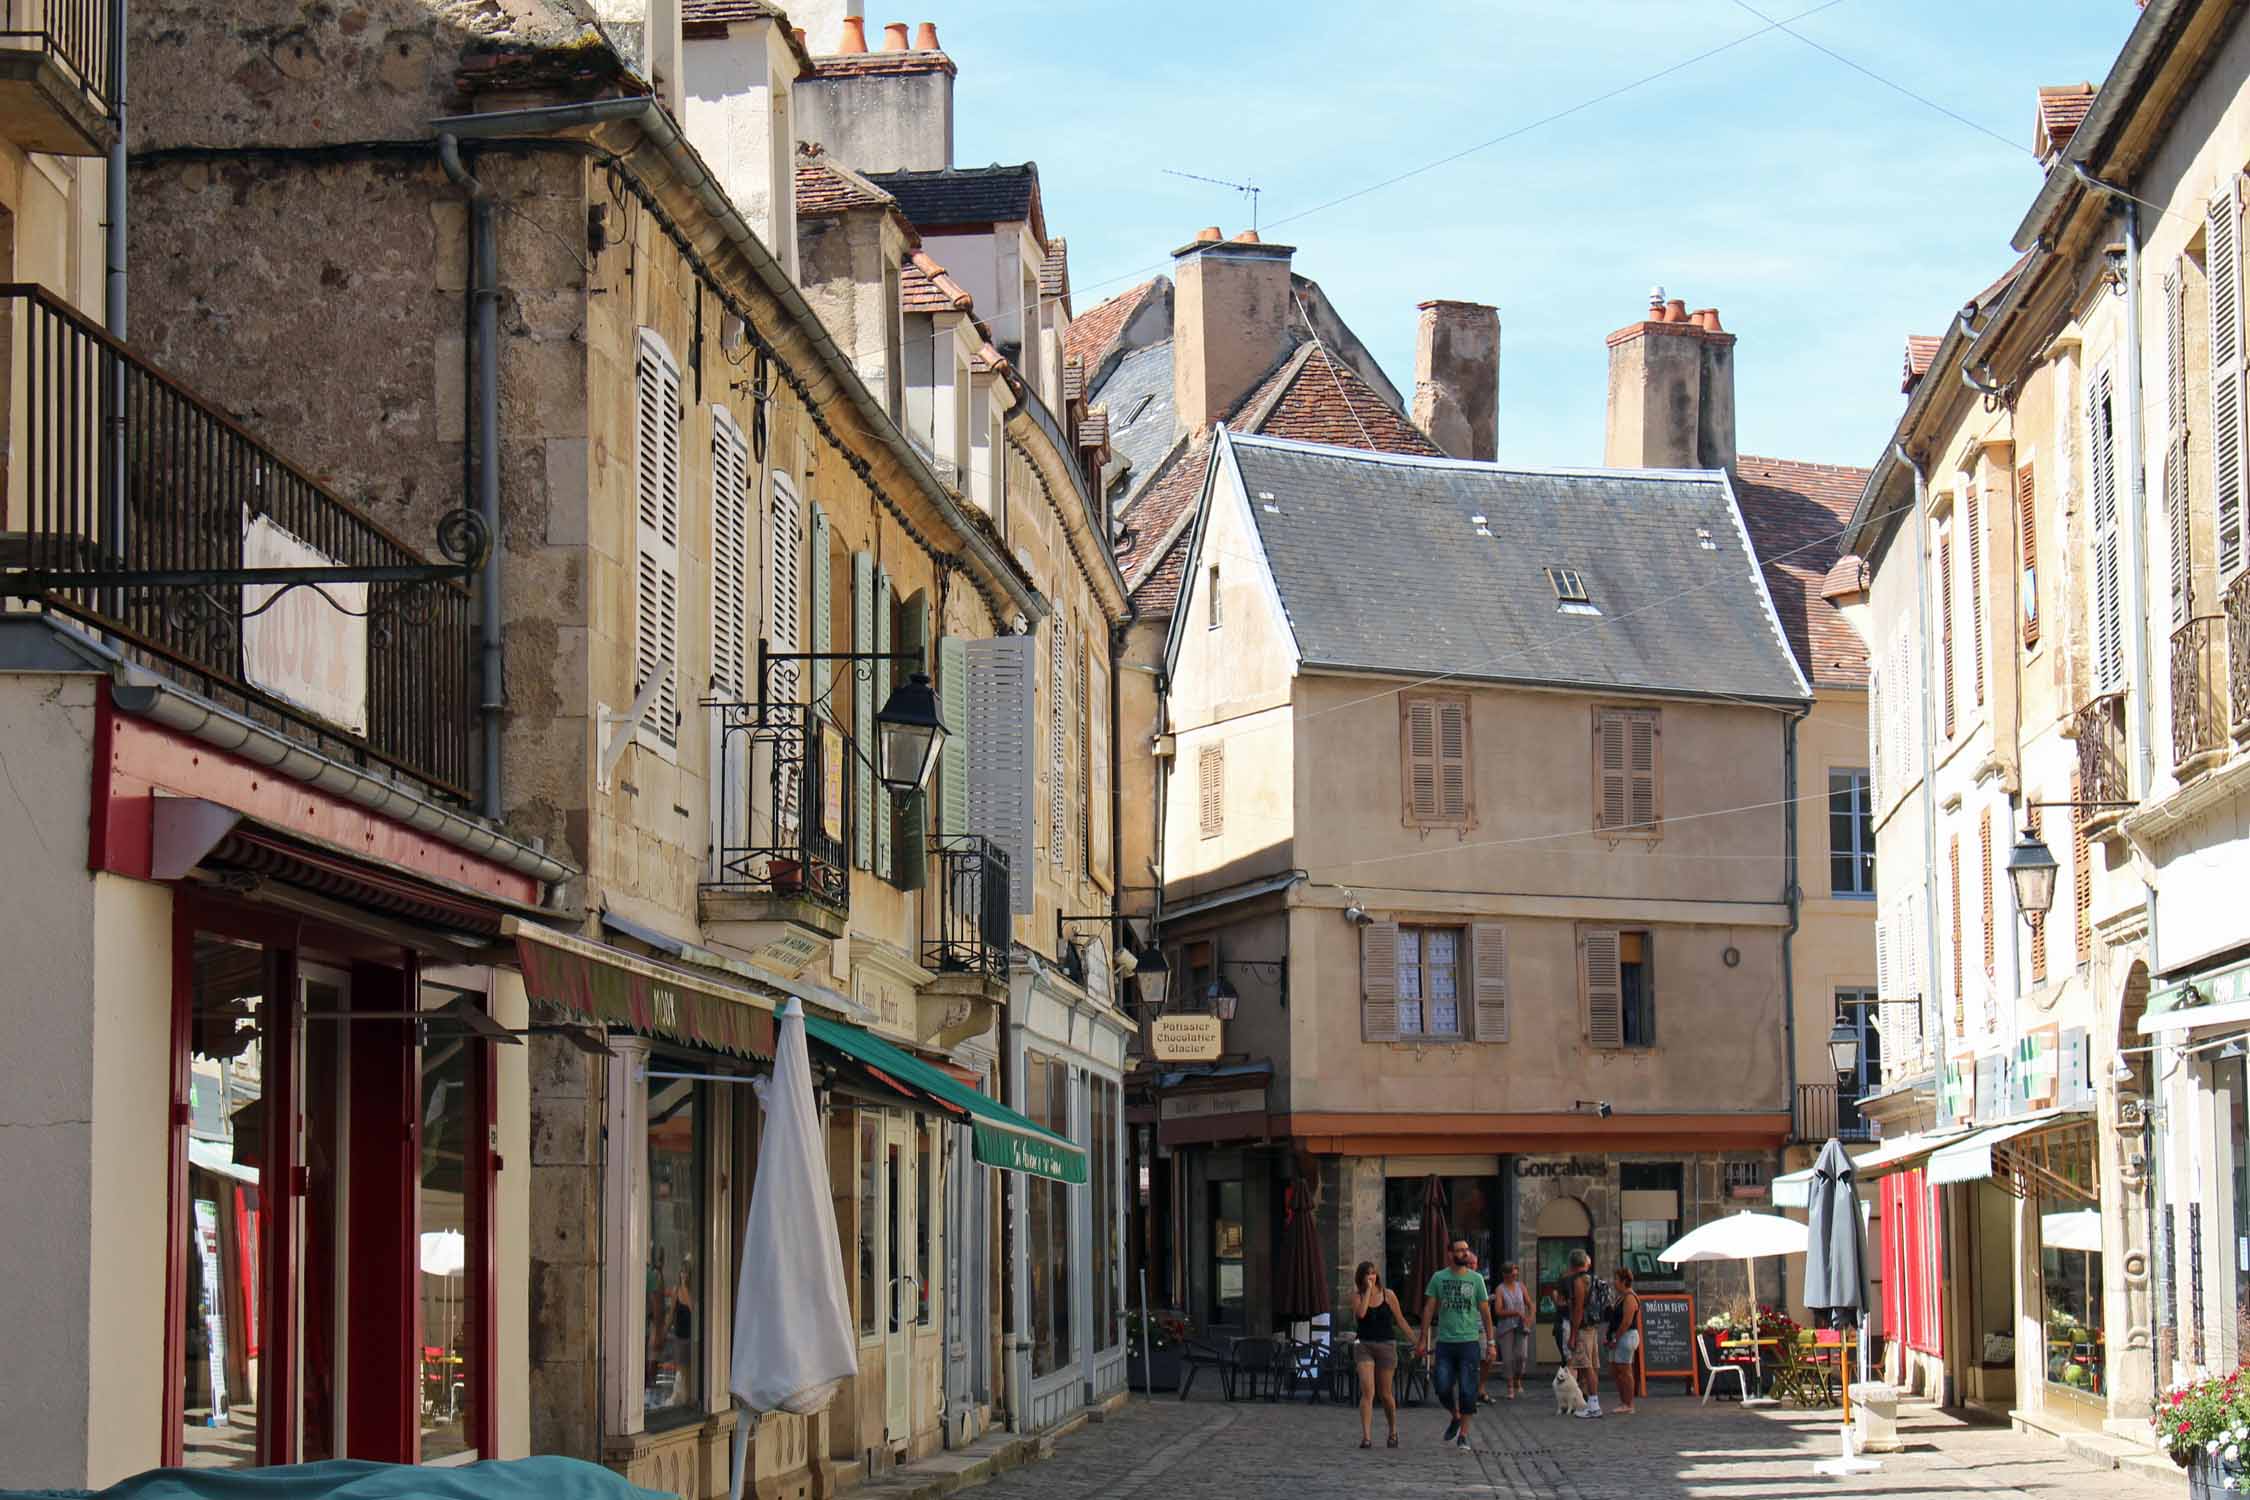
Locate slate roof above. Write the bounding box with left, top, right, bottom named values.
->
left=1097, top=342, right=1178, bottom=499
left=1733, top=454, right=1873, bottom=690
left=1211, top=434, right=1810, bottom=704
left=867, top=165, right=1043, bottom=239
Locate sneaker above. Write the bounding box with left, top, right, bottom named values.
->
left=1455, top=1434, right=1472, bottom=1450
left=1573, top=1407, right=1604, bottom=1419
left=1442, top=1417, right=1461, bottom=1444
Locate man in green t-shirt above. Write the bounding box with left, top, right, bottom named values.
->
left=1416, top=1238, right=1495, bottom=1451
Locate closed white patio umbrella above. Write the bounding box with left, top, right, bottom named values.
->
left=1658, top=1211, right=1810, bottom=1401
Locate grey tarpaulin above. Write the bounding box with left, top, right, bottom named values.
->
left=1800, top=1138, right=1869, bottom=1318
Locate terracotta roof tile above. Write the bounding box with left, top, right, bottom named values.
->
left=1061, top=279, right=1161, bottom=376
left=2035, top=83, right=2096, bottom=161
left=1733, top=454, right=1873, bottom=689
left=1242, top=345, right=1443, bottom=457
left=807, top=49, right=957, bottom=79
left=1119, top=440, right=1212, bottom=612
left=901, top=249, right=974, bottom=314
left=1902, top=334, right=1941, bottom=393
left=794, top=146, right=897, bottom=217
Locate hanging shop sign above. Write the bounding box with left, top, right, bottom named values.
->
left=242, top=512, right=368, bottom=734
left=1150, top=1014, right=1223, bottom=1061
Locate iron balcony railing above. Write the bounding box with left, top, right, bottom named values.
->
left=0, top=284, right=480, bottom=800
left=708, top=700, right=852, bottom=913
left=2074, top=691, right=2130, bottom=827
left=2229, top=572, right=2250, bottom=741
left=2, top=0, right=114, bottom=115
left=2172, top=614, right=2228, bottom=770
left=924, top=833, right=1010, bottom=981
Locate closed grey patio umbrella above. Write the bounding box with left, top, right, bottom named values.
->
left=1801, top=1138, right=1877, bottom=1476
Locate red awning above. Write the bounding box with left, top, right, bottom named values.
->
left=508, top=918, right=777, bottom=1059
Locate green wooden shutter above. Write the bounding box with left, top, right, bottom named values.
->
left=852, top=549, right=874, bottom=869
left=895, top=597, right=931, bottom=893
left=874, top=566, right=894, bottom=880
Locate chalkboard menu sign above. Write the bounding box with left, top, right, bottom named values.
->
left=1633, top=1291, right=1697, bottom=1395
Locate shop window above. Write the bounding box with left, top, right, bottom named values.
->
left=1210, top=1179, right=1246, bottom=1328
left=1093, top=1080, right=1120, bottom=1351
left=1382, top=1175, right=1502, bottom=1305
left=1027, top=1052, right=1075, bottom=1375
left=180, top=934, right=269, bottom=1469
left=1620, top=1163, right=1682, bottom=1283
left=645, top=1074, right=706, bottom=1423
left=858, top=1111, right=881, bottom=1341
left=2040, top=1195, right=2104, bottom=1398
left=1532, top=1195, right=1595, bottom=1325
left=419, top=989, right=485, bottom=1460
left=2227, top=1053, right=2250, bottom=1371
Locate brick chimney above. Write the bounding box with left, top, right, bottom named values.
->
left=792, top=15, right=956, bottom=173
left=1602, top=287, right=1736, bottom=472
left=1171, top=230, right=1297, bottom=437
left=1412, top=300, right=1500, bottom=461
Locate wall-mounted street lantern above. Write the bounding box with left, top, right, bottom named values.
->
left=755, top=639, right=948, bottom=798
left=2005, top=829, right=2061, bottom=919
left=1058, top=913, right=1169, bottom=1011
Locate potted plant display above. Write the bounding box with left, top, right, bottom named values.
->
left=2153, top=1370, right=2250, bottom=1497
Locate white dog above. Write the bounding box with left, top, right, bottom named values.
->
left=1551, top=1366, right=1588, bottom=1416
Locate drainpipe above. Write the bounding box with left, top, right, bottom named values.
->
left=1782, top=704, right=1805, bottom=1146
left=439, top=134, right=505, bottom=821
left=103, top=0, right=127, bottom=626
left=1898, top=444, right=1945, bottom=1093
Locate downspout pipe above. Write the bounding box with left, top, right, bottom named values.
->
left=103, top=0, right=127, bottom=628
left=439, top=134, right=505, bottom=821
left=1898, top=443, right=1946, bottom=1096
left=1782, top=703, right=1807, bottom=1142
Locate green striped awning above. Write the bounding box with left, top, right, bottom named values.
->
left=804, top=1014, right=1087, bottom=1184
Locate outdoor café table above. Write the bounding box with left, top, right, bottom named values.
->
left=1718, top=1337, right=1781, bottom=1396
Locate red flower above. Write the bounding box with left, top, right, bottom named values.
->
left=2175, top=1391, right=2188, bottom=1407
left=2183, top=1420, right=2194, bottom=1434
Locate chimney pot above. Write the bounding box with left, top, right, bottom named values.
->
left=1194, top=226, right=1223, bottom=243
left=1648, top=286, right=1666, bottom=316
left=792, top=25, right=807, bottom=47
left=882, top=21, right=909, bottom=49
left=914, top=21, right=939, bottom=48
left=838, top=16, right=868, bottom=51
left=1665, top=298, right=1688, bottom=323
left=1229, top=229, right=1261, bottom=244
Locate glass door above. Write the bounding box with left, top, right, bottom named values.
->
left=298, top=965, right=352, bottom=1463
left=885, top=1111, right=913, bottom=1445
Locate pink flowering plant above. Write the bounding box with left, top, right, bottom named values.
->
left=2152, top=1370, right=2250, bottom=1471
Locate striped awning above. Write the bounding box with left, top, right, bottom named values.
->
left=508, top=918, right=777, bottom=1059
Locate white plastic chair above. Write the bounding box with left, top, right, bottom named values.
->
left=1699, top=1333, right=1750, bottom=1404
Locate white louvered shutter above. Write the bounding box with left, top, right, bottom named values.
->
left=853, top=549, right=874, bottom=869
left=711, top=407, right=750, bottom=700
left=1470, top=922, right=1508, bottom=1043
left=1583, top=927, right=1623, bottom=1049
left=939, top=635, right=970, bottom=839
left=874, top=566, right=894, bottom=880
left=2165, top=266, right=2193, bottom=625
left=1361, top=920, right=1401, bottom=1043
left=1049, top=614, right=1068, bottom=868
left=634, top=330, right=682, bottom=754
left=1876, top=909, right=1894, bottom=1002
left=965, top=634, right=1036, bottom=913
left=2091, top=367, right=2125, bottom=692
left=810, top=502, right=834, bottom=704
left=769, top=474, right=802, bottom=714
left=2213, top=182, right=2246, bottom=583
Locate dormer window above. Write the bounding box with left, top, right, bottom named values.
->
left=1547, top=566, right=1600, bottom=616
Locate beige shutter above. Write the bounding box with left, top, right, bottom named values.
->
left=1938, top=529, right=1956, bottom=735
left=1469, top=922, right=1508, bottom=1043
left=852, top=549, right=874, bottom=869
left=1965, top=482, right=1985, bottom=706
left=1403, top=697, right=1438, bottom=822
left=1626, top=711, right=1659, bottom=830
left=810, top=501, right=834, bottom=702
left=1593, top=710, right=1627, bottom=830
left=2212, top=182, right=2245, bottom=582
left=1875, top=909, right=1894, bottom=1001
left=1361, top=919, right=1401, bottom=1043
left=1049, top=615, right=1067, bottom=866
left=1198, top=742, right=1224, bottom=839
left=1869, top=663, right=1883, bottom=807
left=633, top=329, right=681, bottom=755
left=710, top=406, right=750, bottom=699
left=1088, top=634, right=1112, bottom=891
left=2026, top=805, right=2046, bottom=982
left=1438, top=698, right=1471, bottom=823
left=874, top=567, right=894, bottom=880
left=768, top=475, right=802, bottom=711
left=1582, top=926, right=1623, bottom=1049
left=2165, top=267, right=2192, bottom=626
left=1980, top=808, right=1994, bottom=978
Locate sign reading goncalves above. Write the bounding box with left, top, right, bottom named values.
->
left=242, top=512, right=368, bottom=734
left=1151, top=1015, right=1223, bottom=1061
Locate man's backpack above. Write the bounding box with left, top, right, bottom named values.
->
left=1580, top=1272, right=1614, bottom=1333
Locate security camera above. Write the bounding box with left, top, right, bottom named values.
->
left=1344, top=905, right=1372, bottom=926
left=1574, top=1099, right=1614, bottom=1119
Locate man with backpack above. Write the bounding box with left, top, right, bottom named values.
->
left=1558, top=1249, right=1608, bottom=1418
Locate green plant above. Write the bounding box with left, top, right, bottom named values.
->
left=2151, top=1369, right=2250, bottom=1471
left=1125, top=1309, right=1190, bottom=1351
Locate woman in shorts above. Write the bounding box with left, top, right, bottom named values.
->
left=1606, top=1268, right=1643, bottom=1415
left=1351, top=1260, right=1407, bottom=1448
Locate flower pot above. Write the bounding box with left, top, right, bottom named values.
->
left=1128, top=1346, right=1185, bottom=1393
left=2192, top=1451, right=2247, bottom=1499
left=770, top=857, right=804, bottom=893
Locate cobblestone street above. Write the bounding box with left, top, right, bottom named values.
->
left=967, top=1393, right=2186, bottom=1500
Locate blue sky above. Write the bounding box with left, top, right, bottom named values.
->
left=943, top=0, right=2141, bottom=469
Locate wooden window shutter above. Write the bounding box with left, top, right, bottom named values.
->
left=1360, top=919, right=1402, bottom=1043
left=938, top=635, right=970, bottom=840
left=1582, top=926, right=1623, bottom=1049
left=1966, top=484, right=1985, bottom=706
left=2072, top=771, right=2092, bottom=965
left=1049, top=615, right=1067, bottom=866
left=711, top=407, right=751, bottom=699
left=633, top=330, right=682, bottom=754
left=769, top=475, right=803, bottom=710
left=1071, top=617, right=1087, bottom=877
left=1594, top=710, right=1628, bottom=830
left=1949, top=834, right=1962, bottom=1035
left=963, top=635, right=1036, bottom=913
left=2165, top=266, right=2193, bottom=626
left=1198, top=742, right=1224, bottom=839
left=1938, top=530, right=1956, bottom=737
left=1404, top=697, right=1438, bottom=822
left=810, top=501, right=835, bottom=702
left=1876, top=908, right=1893, bottom=1001
left=852, top=550, right=875, bottom=869
left=1469, top=922, right=1508, bottom=1043
left=1627, top=711, right=1659, bottom=830
left=2211, top=182, right=2246, bottom=582
left=1979, top=808, right=1994, bottom=977
left=893, top=593, right=927, bottom=892
left=1088, top=643, right=1112, bottom=891
left=874, top=567, right=895, bottom=880
left=2026, top=804, right=2047, bottom=982
left=2091, top=369, right=2125, bottom=692
left=1439, top=699, right=1471, bottom=823
left=1403, top=695, right=1471, bottom=826
left=2018, top=464, right=2041, bottom=647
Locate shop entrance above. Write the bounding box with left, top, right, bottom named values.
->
left=1534, top=1196, right=1595, bottom=1346
left=884, top=1111, right=914, bottom=1446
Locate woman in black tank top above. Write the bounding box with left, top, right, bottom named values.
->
left=1351, top=1261, right=1407, bottom=1448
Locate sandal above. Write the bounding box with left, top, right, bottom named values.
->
left=1386, top=1432, right=1399, bottom=1448
left=1360, top=1438, right=1372, bottom=1449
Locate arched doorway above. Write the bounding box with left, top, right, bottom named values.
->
left=1534, top=1196, right=1594, bottom=1337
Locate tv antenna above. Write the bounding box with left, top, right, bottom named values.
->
left=1163, top=168, right=1260, bottom=234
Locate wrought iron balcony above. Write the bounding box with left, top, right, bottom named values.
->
left=707, top=700, right=852, bottom=914
left=0, top=284, right=484, bottom=801
left=2172, top=614, right=2228, bottom=773
left=2074, top=691, right=2130, bottom=829
left=2230, top=572, right=2250, bottom=742
left=924, top=833, right=1011, bottom=982
left=0, top=0, right=116, bottom=153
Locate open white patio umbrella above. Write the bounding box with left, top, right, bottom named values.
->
left=728, top=999, right=857, bottom=1500
left=1658, top=1211, right=1809, bottom=1401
